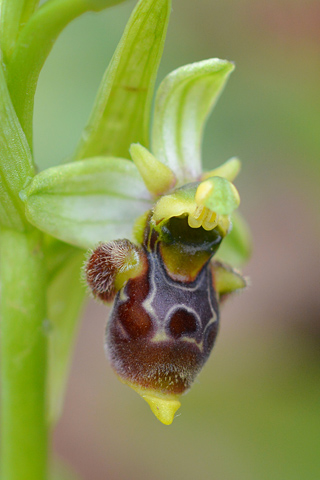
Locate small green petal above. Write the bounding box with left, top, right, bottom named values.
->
left=195, top=176, right=240, bottom=215
left=21, top=157, right=152, bottom=249
left=130, top=143, right=176, bottom=196
left=202, top=157, right=241, bottom=182
left=152, top=58, right=234, bottom=184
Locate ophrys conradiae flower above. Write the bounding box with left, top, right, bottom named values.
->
left=83, top=60, right=249, bottom=424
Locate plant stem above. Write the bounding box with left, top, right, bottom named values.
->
left=0, top=227, right=48, bottom=480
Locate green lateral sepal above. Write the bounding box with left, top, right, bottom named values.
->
left=20, top=157, right=152, bottom=249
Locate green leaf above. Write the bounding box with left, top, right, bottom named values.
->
left=6, top=0, right=128, bottom=148
left=152, top=59, right=235, bottom=184
left=0, top=58, right=35, bottom=231
left=0, top=0, right=40, bottom=62
left=47, top=249, right=86, bottom=424
left=21, top=157, right=152, bottom=248
left=73, top=0, right=171, bottom=160
left=216, top=211, right=252, bottom=267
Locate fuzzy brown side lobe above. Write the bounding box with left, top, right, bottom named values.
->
left=85, top=239, right=139, bottom=302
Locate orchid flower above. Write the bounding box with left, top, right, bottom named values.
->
left=19, top=0, right=251, bottom=426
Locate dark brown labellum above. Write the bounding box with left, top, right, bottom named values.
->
left=106, top=243, right=219, bottom=396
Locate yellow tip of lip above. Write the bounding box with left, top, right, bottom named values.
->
left=119, top=378, right=181, bottom=425
left=142, top=394, right=181, bottom=425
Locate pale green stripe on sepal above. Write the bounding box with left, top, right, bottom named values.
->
left=21, top=157, right=152, bottom=249
left=152, top=58, right=234, bottom=184
left=0, top=58, right=35, bottom=231
left=74, top=0, right=171, bottom=160
left=6, top=0, right=129, bottom=147
left=216, top=211, right=252, bottom=267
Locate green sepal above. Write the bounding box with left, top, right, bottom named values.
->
left=20, top=157, right=152, bottom=249
left=216, top=211, right=252, bottom=267
left=6, top=0, right=129, bottom=147
left=74, top=0, right=171, bottom=160
left=47, top=248, right=86, bottom=424
left=152, top=58, right=234, bottom=184
left=0, top=58, right=34, bottom=231
left=212, top=260, right=247, bottom=298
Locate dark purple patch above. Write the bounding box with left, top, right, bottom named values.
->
left=169, top=309, right=198, bottom=338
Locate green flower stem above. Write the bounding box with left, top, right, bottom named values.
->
left=0, top=227, right=48, bottom=480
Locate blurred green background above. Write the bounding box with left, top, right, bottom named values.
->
left=34, top=0, right=320, bottom=478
